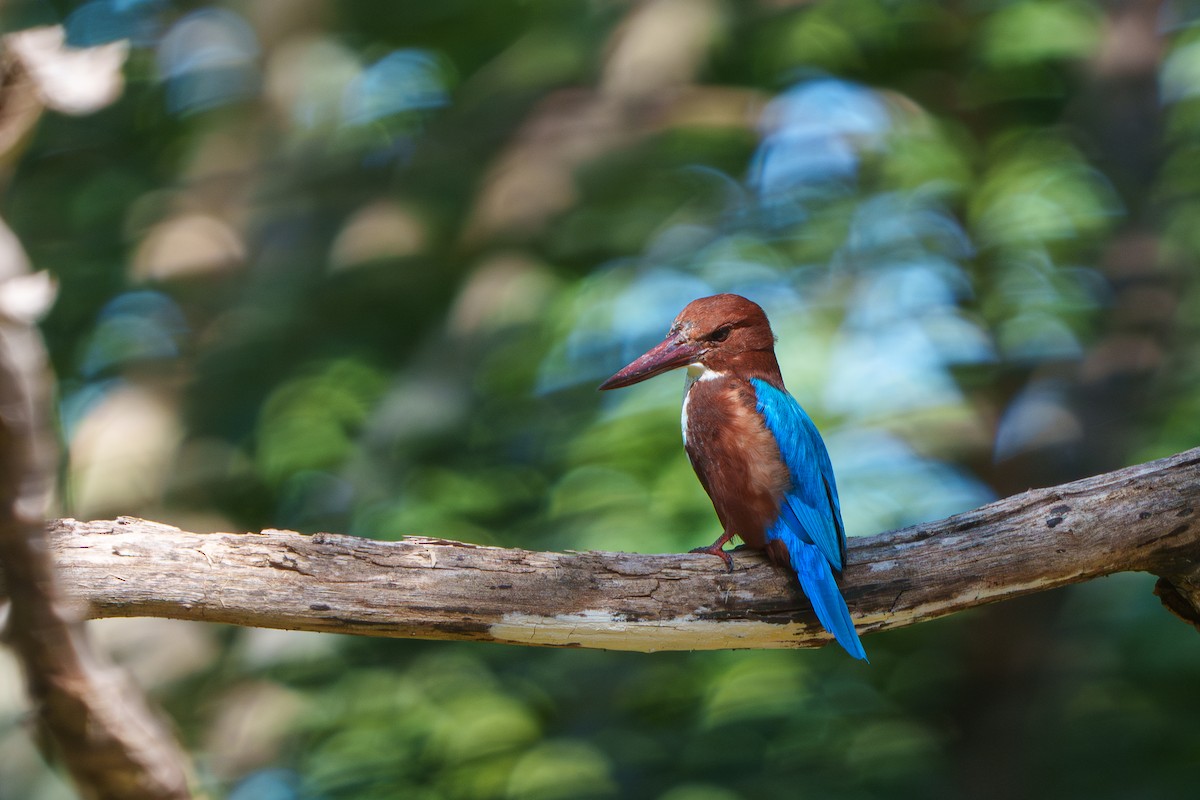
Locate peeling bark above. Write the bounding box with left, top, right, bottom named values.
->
left=47, top=447, right=1200, bottom=653
left=1155, top=568, right=1200, bottom=631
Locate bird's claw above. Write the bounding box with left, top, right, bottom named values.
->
left=689, top=544, right=734, bottom=573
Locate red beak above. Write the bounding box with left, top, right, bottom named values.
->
left=599, top=334, right=702, bottom=390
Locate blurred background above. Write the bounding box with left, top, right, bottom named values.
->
left=1, top=0, right=1199, bottom=797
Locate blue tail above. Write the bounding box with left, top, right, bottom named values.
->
left=785, top=536, right=868, bottom=661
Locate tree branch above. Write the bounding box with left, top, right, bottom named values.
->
left=0, top=289, right=194, bottom=797
left=0, top=28, right=194, bottom=799
left=46, top=447, right=1200, bottom=653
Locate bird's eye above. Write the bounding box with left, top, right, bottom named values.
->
left=710, top=325, right=732, bottom=343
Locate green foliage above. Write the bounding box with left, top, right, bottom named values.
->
left=1, top=0, right=1198, bottom=798
left=257, top=360, right=388, bottom=486
left=980, top=0, right=1103, bottom=67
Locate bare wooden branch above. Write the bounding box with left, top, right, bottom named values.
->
left=0, top=371, right=195, bottom=798
left=48, top=447, right=1200, bottom=653
left=0, top=28, right=194, bottom=799
left=0, top=329, right=194, bottom=798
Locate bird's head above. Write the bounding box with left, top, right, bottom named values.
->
left=599, top=293, right=778, bottom=390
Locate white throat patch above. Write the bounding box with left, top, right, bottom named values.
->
left=681, top=364, right=723, bottom=445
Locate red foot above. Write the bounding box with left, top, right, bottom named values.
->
left=689, top=543, right=735, bottom=573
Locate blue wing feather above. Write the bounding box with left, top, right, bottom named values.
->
left=752, top=379, right=846, bottom=571
left=783, top=534, right=868, bottom=662
left=752, top=378, right=866, bottom=661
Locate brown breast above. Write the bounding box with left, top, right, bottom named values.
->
left=682, top=373, right=790, bottom=550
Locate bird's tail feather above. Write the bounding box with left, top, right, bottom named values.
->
left=788, top=539, right=868, bottom=662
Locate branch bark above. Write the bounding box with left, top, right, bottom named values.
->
left=0, top=28, right=194, bottom=800
left=0, top=284, right=194, bottom=799
left=49, top=447, right=1200, bottom=653
left=0, top=329, right=194, bottom=797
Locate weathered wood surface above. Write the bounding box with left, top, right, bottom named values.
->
left=0, top=30, right=194, bottom=796
left=49, top=447, right=1200, bottom=653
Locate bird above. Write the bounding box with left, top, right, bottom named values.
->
left=599, top=293, right=866, bottom=661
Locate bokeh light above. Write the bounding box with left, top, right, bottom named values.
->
left=1, top=0, right=1198, bottom=798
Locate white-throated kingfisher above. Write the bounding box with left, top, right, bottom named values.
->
left=599, top=293, right=867, bottom=661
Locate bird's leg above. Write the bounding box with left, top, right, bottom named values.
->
left=689, top=531, right=736, bottom=573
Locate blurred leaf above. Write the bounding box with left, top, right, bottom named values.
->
left=256, top=359, right=387, bottom=486
left=981, top=0, right=1103, bottom=67
left=506, top=740, right=617, bottom=800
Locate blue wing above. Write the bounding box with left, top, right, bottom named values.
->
left=751, top=378, right=846, bottom=571
left=752, top=378, right=866, bottom=662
